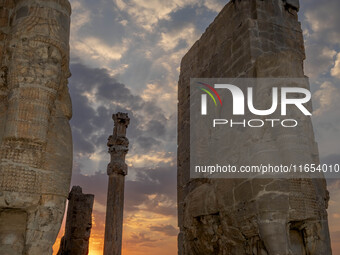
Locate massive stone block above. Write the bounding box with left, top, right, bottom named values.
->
left=177, top=0, right=331, bottom=254
left=57, top=186, right=94, bottom=255
left=0, top=0, right=72, bottom=254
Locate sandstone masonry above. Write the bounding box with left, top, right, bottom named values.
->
left=177, top=0, right=332, bottom=254
left=58, top=186, right=94, bottom=255
left=0, top=0, right=72, bottom=254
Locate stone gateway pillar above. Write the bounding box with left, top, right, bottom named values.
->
left=0, top=0, right=72, bottom=254
left=104, top=112, right=130, bottom=255
left=177, top=0, right=332, bottom=254
left=57, top=186, right=94, bottom=255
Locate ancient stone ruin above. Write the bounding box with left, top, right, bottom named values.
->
left=178, top=0, right=332, bottom=254
left=104, top=112, right=130, bottom=255
left=58, top=186, right=94, bottom=255
left=0, top=0, right=72, bottom=254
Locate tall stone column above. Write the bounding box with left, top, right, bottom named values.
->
left=57, top=186, right=94, bottom=255
left=0, top=1, right=72, bottom=254
left=104, top=112, right=130, bottom=255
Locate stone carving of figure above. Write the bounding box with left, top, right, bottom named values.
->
left=0, top=1, right=72, bottom=254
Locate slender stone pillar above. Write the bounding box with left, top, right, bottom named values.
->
left=103, top=112, right=130, bottom=255
left=57, top=186, right=94, bottom=255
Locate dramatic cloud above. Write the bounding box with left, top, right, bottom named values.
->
left=313, top=81, right=340, bottom=116
left=149, top=224, right=178, bottom=236
left=70, top=163, right=176, bottom=218
left=125, top=166, right=177, bottom=215
left=158, top=24, right=198, bottom=51
left=304, top=46, right=337, bottom=79
left=311, top=80, right=340, bottom=158
left=331, top=53, right=340, bottom=79
left=114, top=0, right=224, bottom=31
left=70, top=0, right=92, bottom=33
left=302, top=0, right=340, bottom=81
left=72, top=37, right=130, bottom=63
left=126, top=232, right=158, bottom=247
left=69, top=62, right=175, bottom=172
left=303, top=0, right=340, bottom=43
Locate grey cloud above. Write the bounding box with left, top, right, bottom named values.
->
left=304, top=44, right=336, bottom=79
left=70, top=86, right=97, bottom=136
left=69, top=0, right=128, bottom=46
left=71, top=164, right=108, bottom=206
left=300, top=1, right=340, bottom=81
left=72, top=128, right=96, bottom=155
left=159, top=5, right=216, bottom=37
left=149, top=224, right=178, bottom=236
left=136, top=136, right=160, bottom=151
left=322, top=154, right=340, bottom=165
left=125, top=232, right=158, bottom=247
left=96, top=79, right=140, bottom=105
left=125, top=166, right=177, bottom=216
left=120, top=55, right=165, bottom=92
left=301, top=0, right=340, bottom=44
left=68, top=62, right=170, bottom=157
left=145, top=120, right=166, bottom=136
left=70, top=164, right=176, bottom=217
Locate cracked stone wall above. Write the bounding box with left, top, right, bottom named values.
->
left=177, top=0, right=332, bottom=254
left=57, top=186, right=94, bottom=255
left=0, top=0, right=72, bottom=254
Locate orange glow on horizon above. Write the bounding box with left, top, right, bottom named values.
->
left=88, top=250, right=102, bottom=255
left=53, top=201, right=178, bottom=255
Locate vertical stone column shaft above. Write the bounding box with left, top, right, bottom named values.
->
left=104, top=112, right=130, bottom=255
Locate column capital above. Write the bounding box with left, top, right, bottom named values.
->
left=107, top=112, right=130, bottom=176
left=112, top=112, right=130, bottom=137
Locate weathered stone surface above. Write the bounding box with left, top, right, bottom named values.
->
left=178, top=0, right=331, bottom=254
left=0, top=0, right=72, bottom=254
left=57, top=186, right=94, bottom=255
left=104, top=112, right=130, bottom=255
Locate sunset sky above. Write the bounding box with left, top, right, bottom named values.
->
left=52, top=0, right=340, bottom=254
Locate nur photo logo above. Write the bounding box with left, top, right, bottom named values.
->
left=195, top=78, right=313, bottom=128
